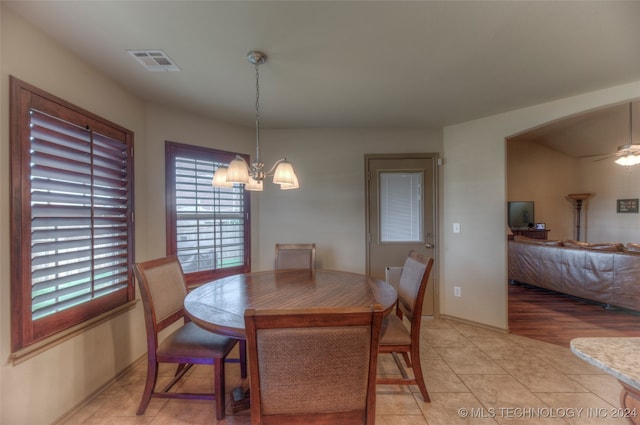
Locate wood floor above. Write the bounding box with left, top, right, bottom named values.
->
left=508, top=281, right=640, bottom=347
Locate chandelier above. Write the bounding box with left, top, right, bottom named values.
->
left=213, top=51, right=299, bottom=191
left=614, top=102, right=640, bottom=166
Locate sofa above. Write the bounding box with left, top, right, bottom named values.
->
left=508, top=236, right=640, bottom=312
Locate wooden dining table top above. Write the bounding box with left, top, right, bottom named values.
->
left=184, top=269, right=397, bottom=339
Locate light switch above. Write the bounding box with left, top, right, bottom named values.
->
left=453, top=223, right=461, bottom=233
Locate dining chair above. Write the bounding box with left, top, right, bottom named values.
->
left=244, top=305, right=384, bottom=425
left=133, top=255, right=241, bottom=420
left=377, top=250, right=434, bottom=402
left=274, top=243, right=316, bottom=271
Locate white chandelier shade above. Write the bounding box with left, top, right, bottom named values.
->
left=212, top=50, right=299, bottom=191
left=211, top=167, right=233, bottom=188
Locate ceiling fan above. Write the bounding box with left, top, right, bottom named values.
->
left=581, top=102, right=640, bottom=165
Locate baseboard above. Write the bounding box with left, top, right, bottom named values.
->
left=437, top=314, right=508, bottom=334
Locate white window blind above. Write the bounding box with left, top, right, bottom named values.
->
left=174, top=156, right=246, bottom=273
left=379, top=172, right=423, bottom=242
left=29, top=109, right=130, bottom=320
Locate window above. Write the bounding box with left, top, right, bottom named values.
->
left=379, top=171, right=424, bottom=242
left=10, top=77, right=135, bottom=351
left=165, top=142, right=250, bottom=285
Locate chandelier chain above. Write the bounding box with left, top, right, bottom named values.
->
left=254, top=62, right=261, bottom=166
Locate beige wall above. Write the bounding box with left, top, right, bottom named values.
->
left=255, top=128, right=442, bottom=272
left=578, top=156, right=640, bottom=244
left=507, top=140, right=578, bottom=241
left=442, top=80, right=640, bottom=330
left=1, top=7, right=148, bottom=425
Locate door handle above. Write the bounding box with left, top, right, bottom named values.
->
left=425, top=243, right=434, bottom=249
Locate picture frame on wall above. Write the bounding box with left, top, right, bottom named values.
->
left=616, top=198, right=639, bottom=213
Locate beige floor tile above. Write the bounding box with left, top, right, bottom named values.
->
left=507, top=333, right=559, bottom=351
left=64, top=417, right=153, bottom=425
left=419, top=340, right=443, bottom=359
left=536, top=392, right=629, bottom=425
left=459, top=374, right=548, bottom=410
left=532, top=347, right=605, bottom=375
left=495, top=413, right=570, bottom=425
left=376, top=392, right=423, bottom=415
left=422, top=318, right=458, bottom=329
left=566, top=374, right=624, bottom=408
left=423, top=358, right=469, bottom=393
left=56, top=321, right=629, bottom=425
left=424, top=328, right=476, bottom=348
left=436, top=346, right=507, bottom=374
left=471, top=336, right=534, bottom=360
left=496, top=357, right=589, bottom=393
left=418, top=392, right=500, bottom=425
left=152, top=399, right=220, bottom=425
left=376, top=414, right=429, bottom=425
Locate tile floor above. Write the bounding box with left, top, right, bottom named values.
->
left=57, top=318, right=632, bottom=425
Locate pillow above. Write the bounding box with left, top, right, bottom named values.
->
left=625, top=243, right=640, bottom=253
left=584, top=244, right=621, bottom=252
left=562, top=240, right=589, bottom=248
left=587, top=242, right=623, bottom=252
left=563, top=240, right=624, bottom=252
left=513, top=235, right=561, bottom=246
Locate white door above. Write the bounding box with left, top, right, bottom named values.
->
left=365, top=154, right=437, bottom=315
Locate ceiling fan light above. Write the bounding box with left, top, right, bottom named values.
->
left=226, top=157, right=250, bottom=183
left=272, top=160, right=297, bottom=186
left=615, top=154, right=640, bottom=166
left=212, top=167, right=234, bottom=188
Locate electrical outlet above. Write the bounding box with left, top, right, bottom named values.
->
left=454, top=286, right=462, bottom=297
left=453, top=223, right=461, bottom=233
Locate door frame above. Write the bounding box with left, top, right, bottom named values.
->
left=364, top=153, right=440, bottom=317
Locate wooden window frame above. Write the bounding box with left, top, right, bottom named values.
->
left=165, top=141, right=251, bottom=286
left=10, top=76, right=135, bottom=352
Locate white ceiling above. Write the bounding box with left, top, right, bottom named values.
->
left=5, top=1, right=640, bottom=135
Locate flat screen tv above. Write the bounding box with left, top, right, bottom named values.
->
left=508, top=201, right=534, bottom=229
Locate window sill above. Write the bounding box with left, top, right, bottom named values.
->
left=9, top=299, right=139, bottom=365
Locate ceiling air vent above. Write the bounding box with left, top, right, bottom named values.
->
left=127, top=49, right=180, bottom=72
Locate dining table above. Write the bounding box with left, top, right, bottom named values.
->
left=184, top=268, right=398, bottom=339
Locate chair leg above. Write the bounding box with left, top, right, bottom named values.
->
left=214, top=358, right=226, bottom=420
left=402, top=352, right=412, bottom=368
left=239, top=339, right=247, bottom=379
left=137, top=359, right=158, bottom=415
left=175, top=363, right=187, bottom=376
left=411, top=346, right=430, bottom=402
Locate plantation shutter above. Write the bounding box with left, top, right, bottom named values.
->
left=174, top=156, right=246, bottom=273
left=29, top=109, right=130, bottom=320
left=10, top=77, right=135, bottom=352
left=165, top=141, right=250, bottom=284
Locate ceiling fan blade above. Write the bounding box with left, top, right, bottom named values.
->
left=593, top=155, right=615, bottom=162
left=579, top=153, right=610, bottom=158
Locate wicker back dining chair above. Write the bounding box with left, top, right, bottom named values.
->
left=244, top=305, right=384, bottom=425
left=274, top=243, right=316, bottom=271
left=133, top=255, right=240, bottom=420
left=377, top=250, right=434, bottom=402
